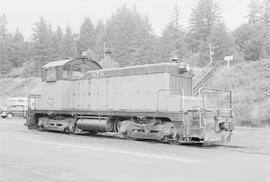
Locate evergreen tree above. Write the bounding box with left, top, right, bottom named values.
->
left=188, top=0, right=232, bottom=66
left=172, top=0, right=181, bottom=30
left=0, top=14, right=12, bottom=75
left=234, top=0, right=270, bottom=62
left=51, top=26, right=64, bottom=60
left=31, top=17, right=53, bottom=76
left=77, top=17, right=96, bottom=54
left=47, top=23, right=55, bottom=61
left=159, top=1, right=187, bottom=62
left=160, top=23, right=186, bottom=62
left=104, top=5, right=155, bottom=66
left=189, top=0, right=220, bottom=47
left=210, top=21, right=234, bottom=62
left=63, top=26, right=78, bottom=58
left=9, top=29, right=29, bottom=67
left=261, top=0, right=270, bottom=24
left=0, top=14, right=8, bottom=39
left=95, top=20, right=105, bottom=61
left=248, top=0, right=262, bottom=24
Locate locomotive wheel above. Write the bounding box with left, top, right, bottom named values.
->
left=114, top=120, right=122, bottom=132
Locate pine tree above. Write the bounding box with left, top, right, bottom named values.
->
left=248, top=0, right=262, bottom=24
left=189, top=0, right=220, bottom=47
left=188, top=0, right=231, bottom=66
left=172, top=0, right=181, bottom=30
left=209, top=21, right=234, bottom=61
left=0, top=14, right=8, bottom=39
left=261, top=0, right=270, bottom=24
left=104, top=5, right=155, bottom=66
left=95, top=20, right=105, bottom=62
left=9, top=29, right=29, bottom=67
left=160, top=23, right=186, bottom=62
left=51, top=26, right=64, bottom=60
left=31, top=17, right=53, bottom=76
left=63, top=26, right=78, bottom=58
left=77, top=17, right=96, bottom=54
left=0, top=14, right=12, bottom=76
left=159, top=1, right=187, bottom=62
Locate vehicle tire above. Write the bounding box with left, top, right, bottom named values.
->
left=1, top=115, right=7, bottom=118
left=7, top=113, right=13, bottom=119
left=63, top=127, right=71, bottom=134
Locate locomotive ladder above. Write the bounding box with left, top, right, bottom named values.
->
left=193, top=61, right=223, bottom=96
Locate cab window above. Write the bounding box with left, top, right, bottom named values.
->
left=63, top=65, right=70, bottom=79
left=72, top=64, right=83, bottom=79
left=45, top=68, right=57, bottom=81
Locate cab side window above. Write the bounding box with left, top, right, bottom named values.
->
left=63, top=65, right=70, bottom=79
left=45, top=67, right=57, bottom=81
left=72, top=64, right=83, bottom=79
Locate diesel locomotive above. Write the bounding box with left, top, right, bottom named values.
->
left=26, top=54, right=233, bottom=144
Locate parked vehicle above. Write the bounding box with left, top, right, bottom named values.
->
left=1, top=97, right=28, bottom=119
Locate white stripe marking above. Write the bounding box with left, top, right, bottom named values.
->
left=24, top=139, right=201, bottom=164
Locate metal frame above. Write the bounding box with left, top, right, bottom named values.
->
left=198, top=87, right=233, bottom=112
left=27, top=109, right=185, bottom=123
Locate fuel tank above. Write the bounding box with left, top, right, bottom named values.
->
left=76, top=117, right=113, bottom=132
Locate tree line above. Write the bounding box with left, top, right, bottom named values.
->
left=0, top=0, right=269, bottom=78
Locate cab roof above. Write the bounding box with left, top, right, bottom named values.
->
left=43, top=59, right=73, bottom=68
left=42, top=57, right=102, bottom=69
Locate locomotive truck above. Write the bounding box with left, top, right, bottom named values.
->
left=26, top=54, right=233, bottom=144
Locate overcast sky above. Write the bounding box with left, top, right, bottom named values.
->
left=0, top=0, right=252, bottom=39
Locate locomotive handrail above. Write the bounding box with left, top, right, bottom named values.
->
left=191, top=105, right=203, bottom=128
left=198, top=87, right=232, bottom=112
left=156, top=88, right=185, bottom=112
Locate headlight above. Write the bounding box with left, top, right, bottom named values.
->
left=178, top=63, right=191, bottom=73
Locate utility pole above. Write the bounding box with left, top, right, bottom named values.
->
left=209, top=43, right=213, bottom=64
left=103, top=42, right=106, bottom=58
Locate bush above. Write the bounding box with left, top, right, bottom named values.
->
left=212, top=59, right=270, bottom=127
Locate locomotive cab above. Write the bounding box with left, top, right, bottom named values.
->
left=42, top=57, right=102, bottom=82
left=37, top=56, right=102, bottom=110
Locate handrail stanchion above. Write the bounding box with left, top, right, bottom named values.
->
left=198, top=87, right=233, bottom=111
